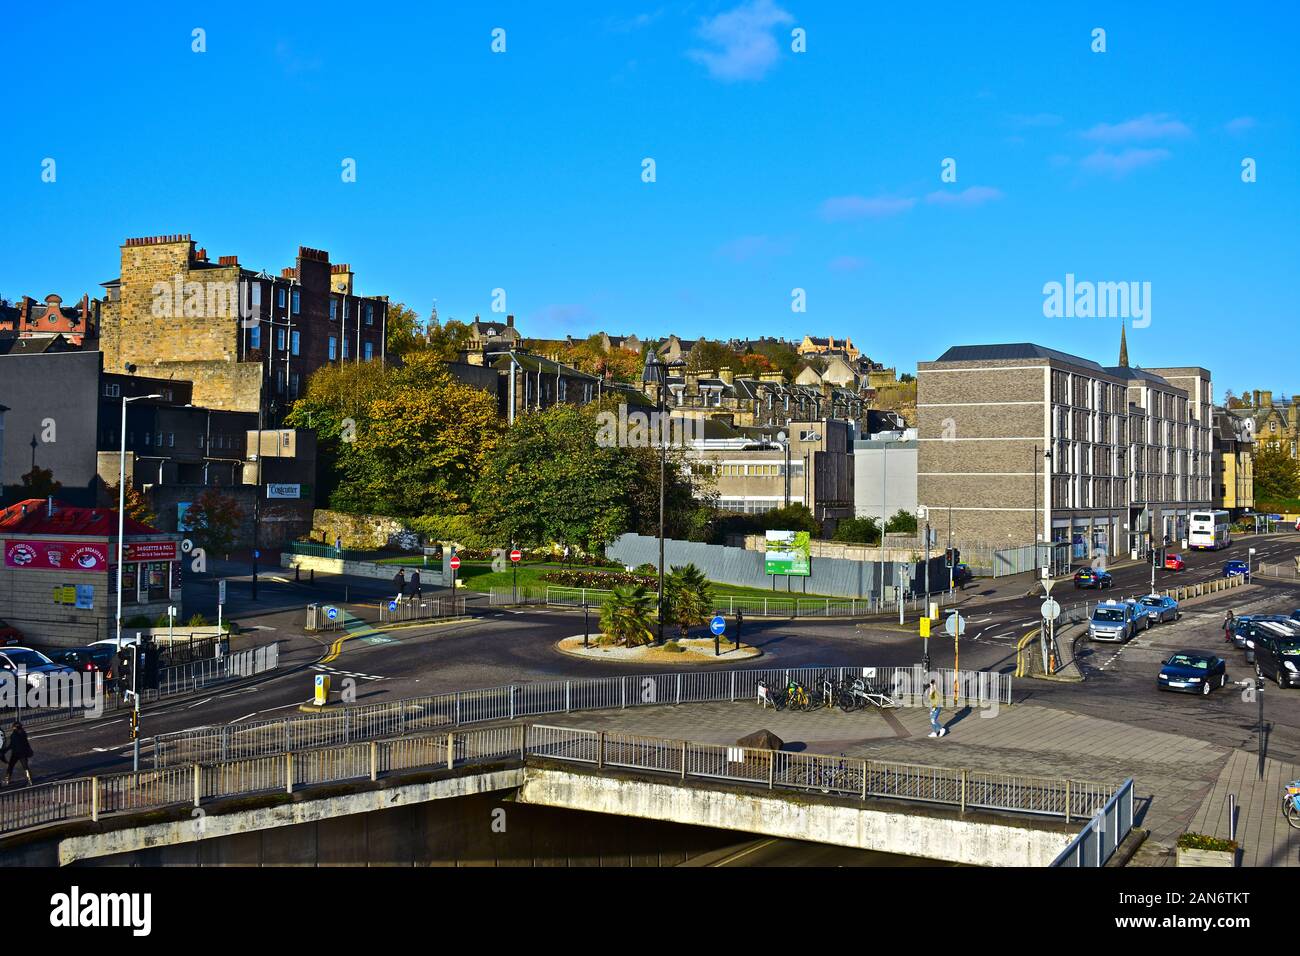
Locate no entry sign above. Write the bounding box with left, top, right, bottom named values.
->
left=449, top=555, right=461, bottom=570
left=510, top=550, right=522, bottom=563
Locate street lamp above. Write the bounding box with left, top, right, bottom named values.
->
left=642, top=351, right=668, bottom=645
left=116, top=394, right=162, bottom=648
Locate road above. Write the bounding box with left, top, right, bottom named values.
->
left=23, top=533, right=1300, bottom=787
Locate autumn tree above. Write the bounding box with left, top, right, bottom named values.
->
left=181, top=489, right=245, bottom=558
left=384, top=301, right=424, bottom=357
left=103, top=481, right=157, bottom=526
left=20, top=466, right=62, bottom=499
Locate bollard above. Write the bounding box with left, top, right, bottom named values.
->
left=310, top=568, right=315, bottom=585
left=1228, top=793, right=1237, bottom=841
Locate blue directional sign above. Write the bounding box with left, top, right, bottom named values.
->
left=709, top=615, right=726, bottom=636
left=388, top=601, right=398, bottom=612
left=326, top=606, right=338, bottom=621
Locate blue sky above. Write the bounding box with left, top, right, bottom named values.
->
left=2, top=1, right=1295, bottom=396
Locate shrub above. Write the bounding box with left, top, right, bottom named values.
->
left=541, top=569, right=658, bottom=589
left=634, top=563, right=658, bottom=576
left=1176, top=833, right=1238, bottom=852
left=125, top=615, right=151, bottom=628
left=406, top=514, right=495, bottom=551
left=187, top=613, right=208, bottom=627
left=663, top=641, right=686, bottom=653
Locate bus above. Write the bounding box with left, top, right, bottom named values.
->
left=1188, top=510, right=1232, bottom=550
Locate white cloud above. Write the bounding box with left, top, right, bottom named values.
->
left=819, top=195, right=916, bottom=221
left=924, top=186, right=1004, bottom=207
left=687, top=0, right=794, bottom=82
left=1081, top=113, right=1191, bottom=143
left=1225, top=116, right=1257, bottom=134
left=1078, top=147, right=1172, bottom=177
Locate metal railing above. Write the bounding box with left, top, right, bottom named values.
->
left=148, top=663, right=1012, bottom=768
left=305, top=603, right=346, bottom=632
left=488, top=586, right=954, bottom=617
left=2, top=645, right=280, bottom=729
left=1051, top=777, right=1135, bottom=866
left=0, top=723, right=1120, bottom=840
left=377, top=596, right=466, bottom=623
left=1256, top=561, right=1300, bottom=583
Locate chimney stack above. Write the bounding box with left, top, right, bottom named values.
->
left=506, top=314, right=514, bottom=328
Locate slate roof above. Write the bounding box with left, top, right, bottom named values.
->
left=934, top=343, right=1109, bottom=373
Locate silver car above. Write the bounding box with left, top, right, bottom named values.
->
left=1089, top=601, right=1143, bottom=643
left=1138, top=594, right=1180, bottom=624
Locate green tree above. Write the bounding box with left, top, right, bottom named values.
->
left=1254, top=442, right=1300, bottom=500
left=384, top=301, right=424, bottom=357
left=425, top=319, right=473, bottom=362
left=884, top=509, right=918, bottom=535
left=474, top=404, right=637, bottom=551
left=103, top=481, right=157, bottom=527
left=833, top=516, right=880, bottom=544
left=181, top=489, right=244, bottom=557
left=664, top=563, right=713, bottom=641
left=685, top=340, right=737, bottom=374
left=760, top=503, right=819, bottom=535
left=598, top=584, right=657, bottom=647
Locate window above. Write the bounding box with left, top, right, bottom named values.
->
left=251, top=282, right=262, bottom=307
left=365, top=303, right=374, bottom=325
left=363, top=341, right=374, bottom=361
left=277, top=328, right=286, bottom=351
left=103, top=383, right=120, bottom=398
left=161, top=389, right=173, bottom=402
left=341, top=336, right=349, bottom=359
left=329, top=299, right=338, bottom=321
left=290, top=373, right=300, bottom=397
left=291, top=291, right=301, bottom=314
left=250, top=325, right=261, bottom=349
left=291, top=331, right=300, bottom=356
left=276, top=370, right=284, bottom=394
left=155, top=432, right=163, bottom=447
left=277, top=288, right=286, bottom=308
left=329, top=336, right=337, bottom=360
left=168, top=433, right=175, bottom=448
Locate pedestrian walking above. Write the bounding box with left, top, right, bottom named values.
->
left=1, top=721, right=34, bottom=787
left=335, top=535, right=343, bottom=554
left=1224, top=610, right=1236, bottom=643
left=393, top=568, right=406, bottom=604
left=562, top=544, right=571, bottom=566
left=410, top=569, right=422, bottom=599
left=926, top=679, right=946, bottom=738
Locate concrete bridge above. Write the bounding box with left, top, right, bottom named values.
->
left=0, top=721, right=1124, bottom=868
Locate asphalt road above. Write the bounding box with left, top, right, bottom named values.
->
left=23, top=533, right=1300, bottom=786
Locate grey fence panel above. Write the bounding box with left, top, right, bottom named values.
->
left=1051, top=778, right=1135, bottom=866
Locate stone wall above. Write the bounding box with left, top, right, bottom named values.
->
left=309, top=509, right=416, bottom=551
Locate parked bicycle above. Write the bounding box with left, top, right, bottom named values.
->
left=791, top=752, right=862, bottom=794
left=1285, top=780, right=1300, bottom=830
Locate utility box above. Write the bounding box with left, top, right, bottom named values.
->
left=313, top=673, right=330, bottom=707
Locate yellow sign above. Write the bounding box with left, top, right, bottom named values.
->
left=52, top=585, right=76, bottom=605
left=919, top=617, right=931, bottom=638
left=313, top=674, right=331, bottom=707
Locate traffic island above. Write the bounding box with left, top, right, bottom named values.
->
left=555, top=635, right=762, bottom=664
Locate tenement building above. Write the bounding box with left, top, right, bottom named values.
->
left=916, top=341, right=1213, bottom=564
left=98, top=234, right=391, bottom=419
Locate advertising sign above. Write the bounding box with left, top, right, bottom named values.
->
left=267, top=483, right=301, bottom=499
left=124, top=541, right=179, bottom=562
left=75, top=585, right=95, bottom=610
left=5, top=540, right=109, bottom=572
left=764, top=530, right=811, bottom=576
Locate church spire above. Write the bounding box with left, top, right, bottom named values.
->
left=1118, top=323, right=1129, bottom=367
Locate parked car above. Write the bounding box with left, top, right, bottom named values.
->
left=0, top=647, right=75, bottom=692
left=1158, top=651, right=1228, bottom=696
left=49, top=645, right=118, bottom=681
left=1163, top=553, right=1185, bottom=571
left=1223, top=560, right=1250, bottom=578
left=1138, top=594, right=1180, bottom=623
left=1089, top=600, right=1145, bottom=643
left=1253, top=628, right=1300, bottom=688
left=0, top=619, right=23, bottom=647
left=1074, top=568, right=1114, bottom=590
left=1236, top=619, right=1300, bottom=664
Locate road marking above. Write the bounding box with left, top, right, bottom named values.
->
left=709, top=838, right=779, bottom=867
left=186, top=696, right=214, bottom=709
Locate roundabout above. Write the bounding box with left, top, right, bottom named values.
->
left=555, top=634, right=762, bottom=664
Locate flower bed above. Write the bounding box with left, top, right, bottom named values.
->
left=540, top=569, right=658, bottom=589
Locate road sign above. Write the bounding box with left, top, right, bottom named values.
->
left=710, top=615, right=726, bottom=636
left=314, top=674, right=330, bottom=707
left=944, top=612, right=966, bottom=637
left=1040, top=599, right=1061, bottom=621
left=449, top=555, right=461, bottom=571
left=217, top=579, right=227, bottom=605
left=510, top=549, right=522, bottom=563
left=388, top=600, right=398, bottom=612
left=325, top=606, right=338, bottom=621
left=919, top=617, right=931, bottom=638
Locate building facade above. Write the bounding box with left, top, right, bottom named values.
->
left=916, top=343, right=1213, bottom=562
left=98, top=234, right=390, bottom=419
left=0, top=498, right=183, bottom=647
left=0, top=293, right=98, bottom=346
left=1212, top=408, right=1254, bottom=516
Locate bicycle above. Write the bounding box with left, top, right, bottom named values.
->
left=785, top=680, right=816, bottom=712
left=1284, top=781, right=1300, bottom=830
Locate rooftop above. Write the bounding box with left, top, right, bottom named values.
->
left=0, top=499, right=164, bottom=537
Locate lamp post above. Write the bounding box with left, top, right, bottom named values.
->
left=642, top=351, right=668, bottom=645
left=116, top=394, right=162, bottom=649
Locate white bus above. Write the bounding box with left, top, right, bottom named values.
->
left=1188, top=510, right=1232, bottom=550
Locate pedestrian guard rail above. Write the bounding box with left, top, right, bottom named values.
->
left=378, top=596, right=466, bottom=624
left=489, top=586, right=954, bottom=617
left=0, top=722, right=1120, bottom=843
left=1050, top=777, right=1135, bottom=866
left=147, top=663, right=1013, bottom=768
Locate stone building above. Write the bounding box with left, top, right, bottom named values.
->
left=0, top=293, right=98, bottom=346
left=1231, top=389, right=1300, bottom=461
left=466, top=315, right=521, bottom=351
left=1212, top=408, right=1254, bottom=517
left=98, top=234, right=390, bottom=419
left=916, top=341, right=1213, bottom=563
left=798, top=334, right=859, bottom=361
